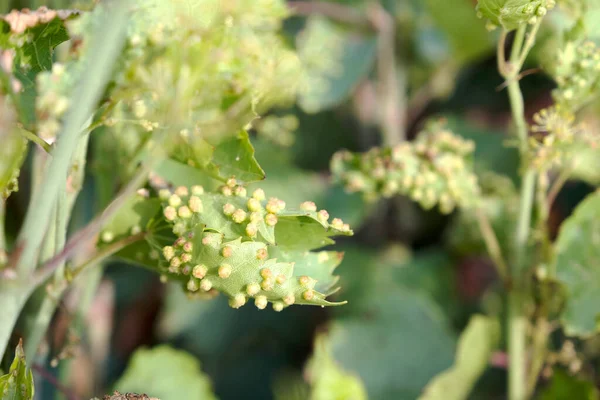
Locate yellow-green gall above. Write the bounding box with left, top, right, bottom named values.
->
left=272, top=302, right=284, bottom=312
left=317, top=252, right=329, bottom=263
left=265, top=213, right=278, bottom=226
left=229, top=293, right=246, bottom=309
left=189, top=196, right=203, bottom=213
left=175, top=186, right=189, bottom=197
left=164, top=206, right=177, bottom=221
left=101, top=231, right=114, bottom=243
left=218, top=264, right=232, bottom=278
left=183, top=241, right=193, bottom=253
left=331, top=218, right=344, bottom=230
left=170, top=257, right=181, bottom=268
left=226, top=178, right=237, bottom=188
left=302, top=290, right=315, bottom=300
left=283, top=293, right=295, bottom=305
left=246, top=283, right=261, bottom=296
left=247, top=198, right=261, bottom=212
left=181, top=253, right=192, bottom=263
left=169, top=194, right=182, bottom=207
left=187, top=279, right=199, bottom=292
left=163, top=246, right=175, bottom=261
left=300, top=201, right=317, bottom=212
left=234, top=186, right=247, bottom=197
left=256, top=248, right=268, bottom=260
left=276, top=274, right=286, bottom=284
left=191, top=185, right=204, bottom=195
left=223, top=203, right=236, bottom=216
left=222, top=246, right=233, bottom=258
left=232, top=209, right=247, bottom=223
left=299, top=275, right=316, bottom=289
left=221, top=186, right=233, bottom=196
left=255, top=295, right=268, bottom=310
left=260, top=268, right=272, bottom=278
left=317, top=210, right=329, bottom=223
left=130, top=225, right=142, bottom=235
left=266, top=198, right=284, bottom=213
left=250, top=211, right=262, bottom=223
left=200, top=279, right=213, bottom=291
left=193, top=264, right=208, bottom=279
left=246, top=223, right=258, bottom=238
left=252, top=188, right=266, bottom=201
left=158, top=189, right=171, bottom=200
left=342, top=223, right=351, bottom=233
left=173, top=223, right=186, bottom=236
left=178, top=205, right=192, bottom=218
left=261, top=277, right=274, bottom=291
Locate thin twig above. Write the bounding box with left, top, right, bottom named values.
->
left=287, top=1, right=373, bottom=29
left=496, top=68, right=541, bottom=92
left=17, top=126, right=53, bottom=153
left=497, top=30, right=508, bottom=76
left=475, top=207, right=509, bottom=281
left=32, top=364, right=81, bottom=400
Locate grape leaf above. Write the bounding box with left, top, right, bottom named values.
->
left=0, top=340, right=35, bottom=400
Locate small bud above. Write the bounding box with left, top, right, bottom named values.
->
left=218, top=264, right=232, bottom=278
left=300, top=201, right=317, bottom=212
left=222, top=246, right=233, bottom=258
left=226, top=178, right=237, bottom=188
left=272, top=302, right=284, bottom=312
left=265, top=213, right=278, bottom=226
left=183, top=241, right=193, bottom=253
left=246, top=283, right=261, bottom=296
left=229, top=293, right=246, bottom=309
left=200, top=279, right=213, bottom=291
left=276, top=274, right=286, bottom=284
left=223, top=203, right=236, bottom=216
left=283, top=293, right=295, bottom=305
left=189, top=196, right=203, bottom=213
left=234, top=186, right=247, bottom=197
left=101, top=231, right=114, bottom=243
left=331, top=218, right=344, bottom=230
left=247, top=198, right=261, bottom=212
left=221, top=186, right=233, bottom=196
left=255, top=295, right=268, bottom=310
left=246, top=223, right=258, bottom=238
left=256, top=248, right=268, bottom=260
left=164, top=206, right=177, bottom=221
left=178, top=206, right=192, bottom=218
left=169, top=194, right=182, bottom=207
left=232, top=209, right=247, bottom=223
left=159, top=189, right=171, bottom=200
left=162, top=246, right=175, bottom=261
left=252, top=188, right=266, bottom=201
left=193, top=264, right=208, bottom=279
left=302, top=290, right=315, bottom=300
left=317, top=210, right=329, bottom=223
left=187, top=279, right=199, bottom=292
left=175, top=186, right=189, bottom=197
left=191, top=185, right=204, bottom=195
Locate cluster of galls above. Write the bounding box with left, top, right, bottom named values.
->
left=158, top=181, right=348, bottom=310
left=476, top=0, right=555, bottom=31
left=36, top=63, right=72, bottom=143
left=552, top=39, right=600, bottom=112
left=331, top=122, right=480, bottom=214
left=528, top=106, right=596, bottom=171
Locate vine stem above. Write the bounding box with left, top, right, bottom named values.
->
left=475, top=207, right=508, bottom=281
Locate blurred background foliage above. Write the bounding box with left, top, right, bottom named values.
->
left=2, top=0, right=600, bottom=399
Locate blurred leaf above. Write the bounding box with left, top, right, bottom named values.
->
left=424, top=0, right=494, bottom=63
left=114, top=345, right=217, bottom=400
left=100, top=196, right=161, bottom=240
left=475, top=0, right=549, bottom=31
left=554, top=190, right=600, bottom=336
left=419, top=315, right=500, bottom=400
left=306, top=334, right=368, bottom=400
left=329, top=289, right=455, bottom=400
left=538, top=370, right=599, bottom=400
left=298, top=16, right=377, bottom=113
left=565, top=144, right=600, bottom=186
left=154, top=158, right=218, bottom=189
left=0, top=340, right=34, bottom=400
left=0, top=113, right=27, bottom=200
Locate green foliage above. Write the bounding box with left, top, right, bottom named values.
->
left=419, top=315, right=500, bottom=400
left=475, top=0, right=556, bottom=30
left=114, top=345, right=217, bottom=400
left=554, top=190, right=600, bottom=336
left=538, top=370, right=599, bottom=400
left=0, top=100, right=26, bottom=200
left=0, top=341, right=34, bottom=400
left=305, top=334, right=368, bottom=400
left=331, top=120, right=480, bottom=213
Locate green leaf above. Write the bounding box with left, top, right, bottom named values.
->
left=99, top=196, right=162, bottom=242
left=328, top=289, right=455, bottom=400
left=276, top=210, right=352, bottom=251
left=0, top=340, right=35, bottom=400
left=554, top=190, right=600, bottom=336
left=298, top=16, right=377, bottom=113
left=538, top=370, right=599, bottom=400
left=476, top=0, right=555, bottom=31
left=0, top=115, right=27, bottom=200
left=306, top=334, right=368, bottom=400
left=424, top=0, right=494, bottom=63
left=114, top=345, right=217, bottom=400
left=419, top=315, right=500, bottom=400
